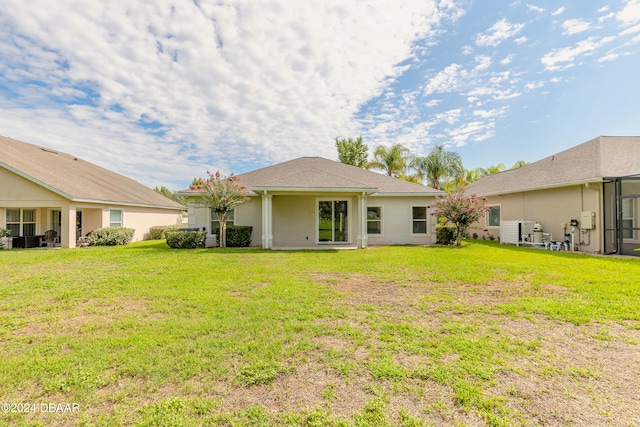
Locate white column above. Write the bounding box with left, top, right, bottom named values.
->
left=61, top=204, right=77, bottom=248
left=261, top=193, right=273, bottom=249
left=357, top=194, right=368, bottom=249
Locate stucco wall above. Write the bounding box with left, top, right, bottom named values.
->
left=482, top=184, right=603, bottom=253
left=0, top=168, right=64, bottom=201
left=366, top=196, right=437, bottom=245
left=109, top=206, right=183, bottom=242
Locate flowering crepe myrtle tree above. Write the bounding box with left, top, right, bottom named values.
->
left=430, top=193, right=490, bottom=246
left=190, top=171, right=249, bottom=248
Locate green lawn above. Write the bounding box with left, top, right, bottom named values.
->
left=1, top=241, right=639, bottom=426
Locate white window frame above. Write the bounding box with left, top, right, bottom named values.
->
left=622, top=198, right=635, bottom=241
left=410, top=205, right=429, bottom=235
left=210, top=208, right=235, bottom=235
left=367, top=206, right=383, bottom=236
left=316, top=198, right=351, bottom=244
left=6, top=208, right=37, bottom=236
left=109, top=209, right=124, bottom=227
left=486, top=205, right=501, bottom=228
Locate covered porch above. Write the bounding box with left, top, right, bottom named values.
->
left=1, top=205, right=103, bottom=249
left=256, top=189, right=375, bottom=250
left=603, top=175, right=640, bottom=256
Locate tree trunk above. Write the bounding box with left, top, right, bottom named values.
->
left=216, top=212, right=229, bottom=248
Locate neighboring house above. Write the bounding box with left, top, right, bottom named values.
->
left=0, top=135, right=185, bottom=248
left=179, top=157, right=445, bottom=249
left=465, top=136, right=640, bottom=256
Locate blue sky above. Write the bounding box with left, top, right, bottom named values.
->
left=1, top=0, right=639, bottom=189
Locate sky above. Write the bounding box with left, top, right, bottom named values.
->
left=1, top=0, right=639, bottom=190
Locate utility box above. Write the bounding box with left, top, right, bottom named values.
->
left=581, top=211, right=596, bottom=229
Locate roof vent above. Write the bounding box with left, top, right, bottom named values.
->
left=41, top=148, right=59, bottom=155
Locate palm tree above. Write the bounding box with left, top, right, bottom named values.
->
left=480, top=163, right=506, bottom=175
left=367, top=143, right=412, bottom=177
left=411, top=145, right=464, bottom=191
left=444, top=167, right=483, bottom=193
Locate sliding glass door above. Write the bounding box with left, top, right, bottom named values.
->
left=318, top=200, right=348, bottom=243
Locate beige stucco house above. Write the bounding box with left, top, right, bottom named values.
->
left=465, top=136, right=640, bottom=256
left=179, top=157, right=446, bottom=249
left=0, top=135, right=185, bottom=248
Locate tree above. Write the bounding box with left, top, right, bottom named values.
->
left=431, top=193, right=489, bottom=246
left=510, top=160, right=528, bottom=169
left=479, top=163, right=506, bottom=176
left=367, top=143, right=412, bottom=177
left=154, top=186, right=187, bottom=206
left=412, top=145, right=464, bottom=191
left=189, top=171, right=249, bottom=248
left=336, top=136, right=368, bottom=168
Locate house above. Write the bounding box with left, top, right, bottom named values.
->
left=465, top=136, right=640, bottom=256
left=179, top=157, right=446, bottom=249
left=0, top=135, right=185, bottom=248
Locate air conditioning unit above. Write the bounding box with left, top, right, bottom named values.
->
left=500, top=220, right=536, bottom=246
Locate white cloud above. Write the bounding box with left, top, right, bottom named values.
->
left=475, top=19, right=525, bottom=47
left=514, top=36, right=528, bottom=45
left=473, top=55, right=492, bottom=72
left=621, top=24, right=640, bottom=35
left=599, top=12, right=615, bottom=22
left=423, top=64, right=466, bottom=96
left=500, top=54, right=514, bottom=65
left=527, top=4, right=545, bottom=14
left=617, top=0, right=640, bottom=25
left=552, top=7, right=565, bottom=16
left=0, top=0, right=456, bottom=188
left=425, top=99, right=442, bottom=107
left=541, top=36, right=616, bottom=71
left=562, top=19, right=591, bottom=35
left=598, top=53, right=619, bottom=62
left=598, top=6, right=610, bottom=13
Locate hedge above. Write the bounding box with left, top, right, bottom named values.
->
left=435, top=225, right=457, bottom=245
left=219, top=226, right=253, bottom=247
left=165, top=230, right=206, bottom=249
left=149, top=224, right=182, bottom=240
left=88, top=227, right=135, bottom=246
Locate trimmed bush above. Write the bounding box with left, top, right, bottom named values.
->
left=436, top=225, right=457, bottom=245
left=88, top=227, right=135, bottom=246
left=0, top=228, right=10, bottom=250
left=165, top=230, right=206, bottom=249
left=218, top=226, right=253, bottom=247
left=149, top=224, right=182, bottom=240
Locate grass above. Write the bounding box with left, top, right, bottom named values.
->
left=1, top=240, right=639, bottom=426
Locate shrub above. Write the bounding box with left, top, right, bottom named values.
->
left=221, top=226, right=253, bottom=247
left=165, top=230, right=206, bottom=249
left=149, top=224, right=182, bottom=240
left=88, top=227, right=135, bottom=246
left=472, top=233, right=478, bottom=240
left=436, top=225, right=457, bottom=245
left=0, top=228, right=10, bottom=249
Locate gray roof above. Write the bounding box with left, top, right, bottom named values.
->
left=182, top=157, right=444, bottom=196
left=0, top=135, right=185, bottom=209
left=465, top=136, right=640, bottom=196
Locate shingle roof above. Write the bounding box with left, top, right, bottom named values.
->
left=238, top=157, right=443, bottom=195
left=0, top=135, right=185, bottom=209
left=180, top=157, right=444, bottom=196
left=465, top=136, right=640, bottom=196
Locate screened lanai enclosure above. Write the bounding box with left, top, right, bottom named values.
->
left=603, top=175, right=640, bottom=256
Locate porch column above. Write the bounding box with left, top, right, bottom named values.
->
left=261, top=192, right=273, bottom=249
left=357, top=194, right=368, bottom=249
left=61, top=205, right=77, bottom=249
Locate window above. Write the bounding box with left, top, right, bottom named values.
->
left=367, top=207, right=382, bottom=235
left=412, top=206, right=428, bottom=234
left=622, top=198, right=634, bottom=240
left=318, top=200, right=348, bottom=243
left=211, top=209, right=234, bottom=235
left=6, top=208, right=36, bottom=236
left=487, top=205, right=501, bottom=227
left=109, top=209, right=123, bottom=227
